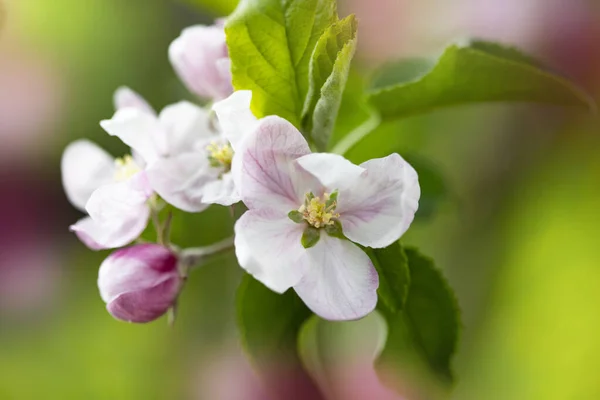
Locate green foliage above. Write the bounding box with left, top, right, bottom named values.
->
left=369, top=40, right=595, bottom=121
left=302, top=226, right=321, bottom=248
left=376, top=246, right=461, bottom=393
left=303, top=14, right=358, bottom=150
left=225, top=0, right=338, bottom=128
left=369, top=243, right=410, bottom=314
left=237, top=274, right=313, bottom=368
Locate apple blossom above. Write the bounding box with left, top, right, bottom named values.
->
left=98, top=244, right=182, bottom=323
left=100, top=90, right=257, bottom=211
left=232, top=116, right=420, bottom=321
left=169, top=20, right=233, bottom=101
left=62, top=139, right=153, bottom=250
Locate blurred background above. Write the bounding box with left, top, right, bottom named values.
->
left=0, top=0, right=599, bottom=399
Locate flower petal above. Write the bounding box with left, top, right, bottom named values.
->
left=212, top=90, right=257, bottom=150
left=61, top=140, right=115, bottom=211
left=113, top=86, right=155, bottom=115
left=295, top=153, right=365, bottom=191
left=100, top=108, right=163, bottom=164
left=233, top=116, right=320, bottom=213
left=146, top=153, right=216, bottom=213
left=158, top=101, right=212, bottom=155
left=339, top=154, right=420, bottom=248
left=72, top=174, right=152, bottom=250
left=234, top=209, right=308, bottom=293
left=294, top=235, right=379, bottom=321
left=200, top=172, right=240, bottom=206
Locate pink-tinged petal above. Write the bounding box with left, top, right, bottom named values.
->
left=98, top=244, right=181, bottom=323
left=113, top=86, right=155, bottom=115
left=100, top=108, right=164, bottom=164
left=233, top=116, right=320, bottom=213
left=294, top=235, right=379, bottom=321
left=234, top=209, right=308, bottom=293
left=295, top=153, right=365, bottom=192
left=212, top=90, right=257, bottom=150
left=338, top=154, right=420, bottom=248
left=158, top=101, right=212, bottom=155
left=73, top=174, right=152, bottom=250
left=169, top=24, right=233, bottom=100
left=200, top=172, right=240, bottom=206
left=61, top=140, right=115, bottom=212
left=145, top=153, right=215, bottom=213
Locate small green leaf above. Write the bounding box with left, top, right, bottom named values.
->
left=302, top=14, right=358, bottom=150
left=369, top=242, right=410, bottom=314
left=288, top=210, right=305, bottom=224
left=302, top=227, right=321, bottom=248
left=225, top=0, right=338, bottom=128
left=369, top=40, right=596, bottom=121
left=324, top=220, right=344, bottom=239
left=325, top=190, right=338, bottom=208
left=237, top=274, right=313, bottom=367
left=376, top=247, right=461, bottom=394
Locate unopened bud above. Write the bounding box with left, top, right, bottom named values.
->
left=98, top=244, right=182, bottom=323
left=169, top=23, right=233, bottom=101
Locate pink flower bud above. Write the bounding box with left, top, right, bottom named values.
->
left=98, top=244, right=181, bottom=323
left=169, top=23, right=233, bottom=101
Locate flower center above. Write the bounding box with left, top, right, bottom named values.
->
left=206, top=141, right=234, bottom=171
left=114, top=155, right=141, bottom=182
left=297, top=192, right=340, bottom=229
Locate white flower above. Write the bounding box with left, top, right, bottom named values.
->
left=169, top=20, right=233, bottom=101
left=100, top=90, right=257, bottom=211
left=232, top=116, right=420, bottom=321
left=62, top=87, right=156, bottom=250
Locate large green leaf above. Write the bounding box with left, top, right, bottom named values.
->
left=369, top=40, right=596, bottom=121
left=369, top=243, right=410, bottom=314
left=302, top=14, right=358, bottom=151
left=225, top=0, right=338, bottom=128
left=376, top=247, right=461, bottom=394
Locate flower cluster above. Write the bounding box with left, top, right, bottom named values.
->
left=62, top=20, right=420, bottom=323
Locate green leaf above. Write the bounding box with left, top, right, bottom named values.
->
left=369, top=40, right=596, bottom=121
left=368, top=242, right=410, bottom=314
left=376, top=247, right=461, bottom=394
left=324, top=220, right=344, bottom=239
left=302, top=226, right=321, bottom=248
left=404, top=155, right=449, bottom=221
left=288, top=210, right=304, bottom=223
left=237, top=274, right=313, bottom=367
left=225, top=0, right=338, bottom=128
left=302, top=14, right=358, bottom=150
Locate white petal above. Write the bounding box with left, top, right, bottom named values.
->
left=158, top=101, right=212, bottom=155
left=113, top=86, right=155, bottom=115
left=233, top=116, right=320, bottom=213
left=294, top=235, right=379, bottom=321
left=339, top=154, right=420, bottom=248
left=61, top=140, right=115, bottom=212
left=200, top=172, right=240, bottom=206
left=145, top=153, right=215, bottom=213
left=100, top=108, right=163, bottom=164
left=234, top=209, right=309, bottom=293
left=212, top=90, right=257, bottom=151
left=295, top=153, right=365, bottom=191
left=73, top=173, right=152, bottom=250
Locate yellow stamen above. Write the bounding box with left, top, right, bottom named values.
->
left=206, top=141, right=234, bottom=170
left=298, top=192, right=339, bottom=228
left=114, top=155, right=141, bottom=182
